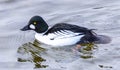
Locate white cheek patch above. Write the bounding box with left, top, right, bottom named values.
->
left=30, top=24, right=35, bottom=29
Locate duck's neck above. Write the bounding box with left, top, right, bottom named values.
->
left=35, top=22, right=49, bottom=33
left=36, top=27, right=49, bottom=35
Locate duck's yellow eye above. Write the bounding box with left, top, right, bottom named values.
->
left=33, top=22, right=37, bottom=25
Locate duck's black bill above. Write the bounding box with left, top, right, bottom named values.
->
left=21, top=25, right=30, bottom=31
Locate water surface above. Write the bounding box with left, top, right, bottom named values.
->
left=0, top=0, right=120, bottom=70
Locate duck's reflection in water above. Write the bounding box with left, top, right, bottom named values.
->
left=17, top=39, right=101, bottom=68
left=17, top=40, right=47, bottom=68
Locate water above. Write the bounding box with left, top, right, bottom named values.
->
left=0, top=0, right=120, bottom=70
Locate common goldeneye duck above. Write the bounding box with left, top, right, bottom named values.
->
left=21, top=16, right=98, bottom=47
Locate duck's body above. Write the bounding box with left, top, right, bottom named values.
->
left=35, top=23, right=86, bottom=47
left=35, top=32, right=83, bottom=47
left=21, top=16, right=98, bottom=47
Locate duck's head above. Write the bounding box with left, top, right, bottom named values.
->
left=21, top=16, right=48, bottom=33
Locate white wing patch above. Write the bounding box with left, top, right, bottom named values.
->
left=48, top=30, right=82, bottom=40
left=35, top=30, right=84, bottom=47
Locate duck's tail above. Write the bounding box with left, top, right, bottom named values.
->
left=88, top=29, right=111, bottom=44
left=86, top=29, right=99, bottom=43
left=88, top=29, right=97, bottom=36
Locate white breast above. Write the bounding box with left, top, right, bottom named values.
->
left=35, top=30, right=84, bottom=47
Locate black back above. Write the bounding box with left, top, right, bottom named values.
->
left=44, top=23, right=89, bottom=35
left=44, top=23, right=98, bottom=44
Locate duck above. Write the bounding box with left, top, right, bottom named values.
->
left=21, top=16, right=99, bottom=49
